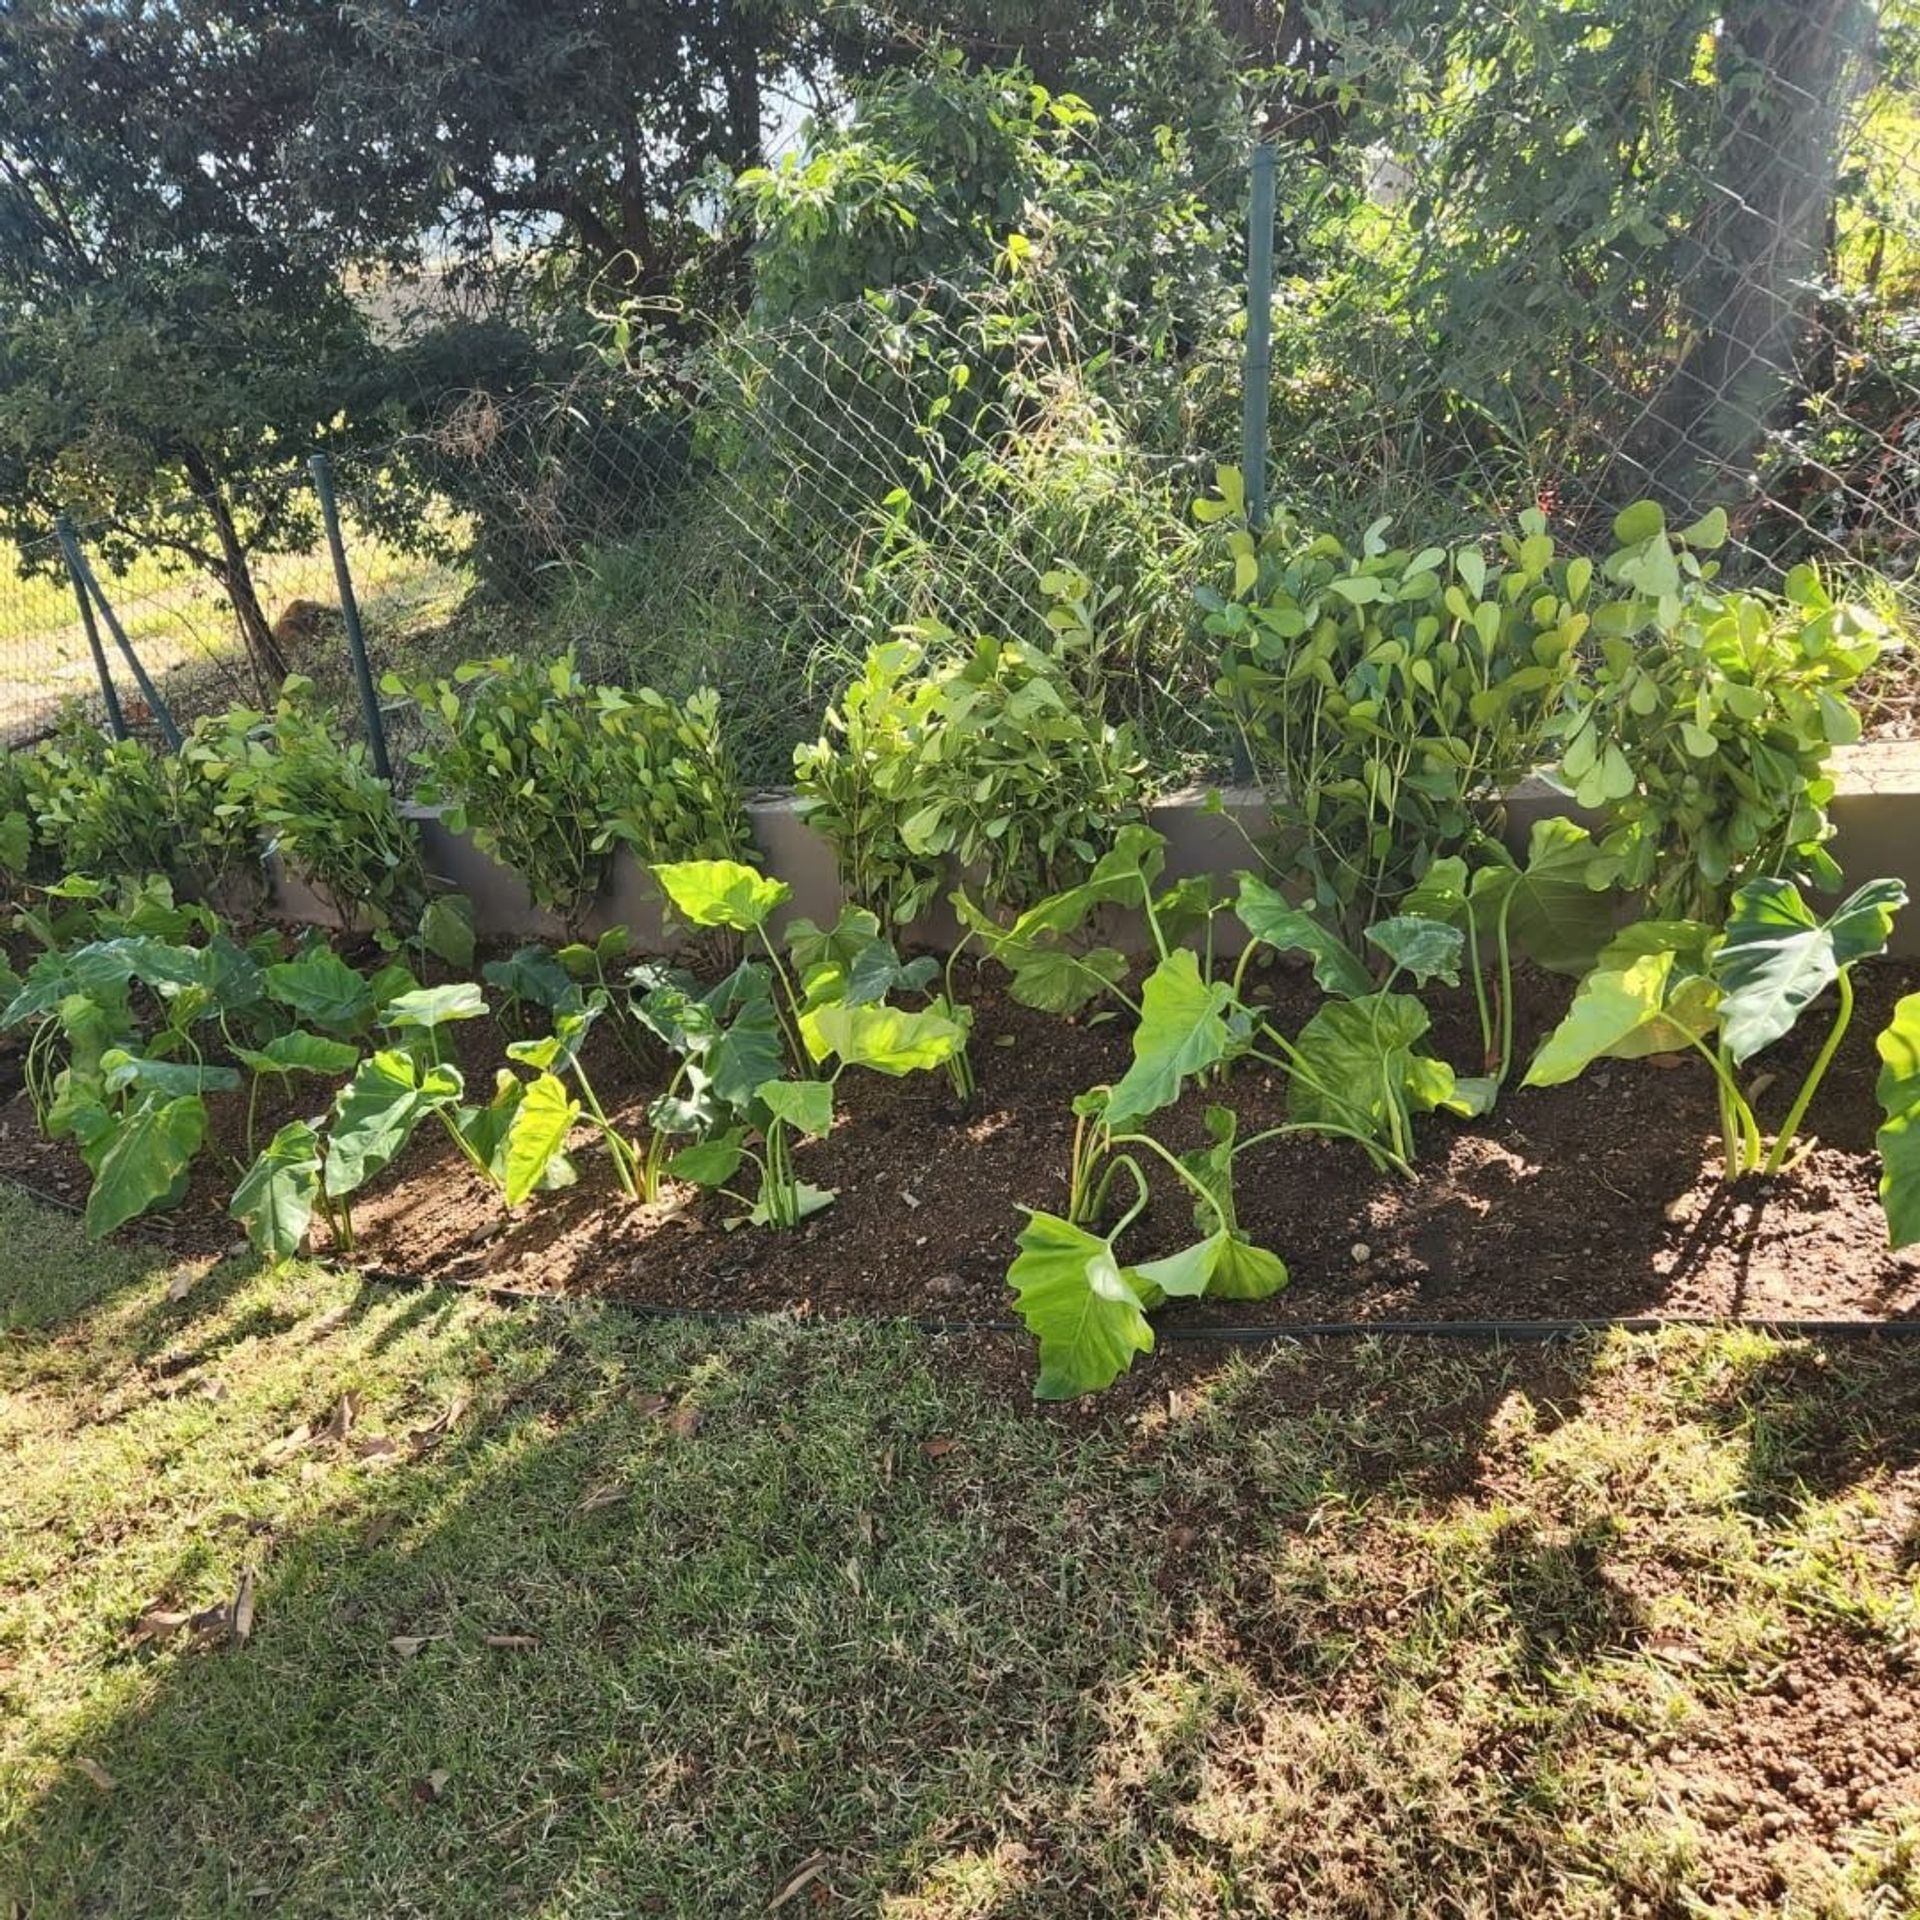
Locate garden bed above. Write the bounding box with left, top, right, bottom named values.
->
left=5, top=950, right=1915, bottom=1381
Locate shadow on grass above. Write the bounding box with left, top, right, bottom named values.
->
left=7, top=1186, right=1920, bottom=1917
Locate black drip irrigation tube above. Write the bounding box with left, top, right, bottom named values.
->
left=8, top=1167, right=1920, bottom=1350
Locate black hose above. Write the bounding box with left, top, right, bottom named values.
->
left=8, top=1169, right=1918, bottom=1347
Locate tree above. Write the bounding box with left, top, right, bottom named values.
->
left=0, top=0, right=403, bottom=690
left=1642, top=0, right=1879, bottom=513
left=307, top=0, right=841, bottom=308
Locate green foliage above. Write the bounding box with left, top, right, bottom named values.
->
left=794, top=633, right=1147, bottom=925
left=1006, top=1207, right=1157, bottom=1402
left=643, top=856, right=973, bottom=1228
left=199, top=678, right=425, bottom=934
left=1877, top=993, right=1920, bottom=1250
left=21, top=714, right=258, bottom=898
left=391, top=654, right=747, bottom=928
left=1526, top=875, right=1908, bottom=1181
left=0, top=0, right=425, bottom=687
left=1558, top=521, right=1887, bottom=916
left=1203, top=484, right=1583, bottom=924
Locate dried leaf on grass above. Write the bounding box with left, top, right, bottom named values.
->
left=408, top=1394, right=469, bottom=1455
left=230, top=1567, right=256, bottom=1645
left=72, top=1757, right=118, bottom=1793
left=390, top=1634, right=445, bottom=1658
left=768, top=1853, right=832, bottom=1910
left=258, top=1423, right=313, bottom=1466
left=482, top=1633, right=537, bottom=1650
left=129, top=1608, right=193, bottom=1647
left=413, top=1768, right=450, bottom=1804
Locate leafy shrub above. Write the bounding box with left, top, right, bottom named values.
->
left=391, top=653, right=748, bottom=929
left=1202, top=475, right=1584, bottom=925
left=200, top=677, right=426, bottom=935
left=23, top=712, right=258, bottom=897
left=1556, top=503, right=1887, bottom=917
left=793, top=631, right=1147, bottom=925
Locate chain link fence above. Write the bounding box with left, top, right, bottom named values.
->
left=6, top=8, right=1920, bottom=777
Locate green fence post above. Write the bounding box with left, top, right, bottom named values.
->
left=308, top=451, right=392, bottom=781
left=53, top=513, right=129, bottom=741
left=1240, top=142, right=1276, bottom=534
left=56, top=516, right=182, bottom=749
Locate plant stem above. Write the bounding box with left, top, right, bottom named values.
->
left=1762, top=969, right=1853, bottom=1178
left=571, top=1061, right=639, bottom=1199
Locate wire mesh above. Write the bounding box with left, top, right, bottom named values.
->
left=3, top=10, right=1920, bottom=777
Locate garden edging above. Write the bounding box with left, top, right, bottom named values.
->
left=265, top=740, right=1920, bottom=956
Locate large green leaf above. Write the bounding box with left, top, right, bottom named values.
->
left=1003, top=941, right=1129, bottom=1015
left=1106, top=950, right=1234, bottom=1130
left=501, top=1072, right=581, bottom=1206
left=1523, top=952, right=1693, bottom=1087
left=1133, top=1228, right=1287, bottom=1303
left=1877, top=993, right=1920, bottom=1250
left=230, top=1120, right=322, bottom=1261
left=100, top=1049, right=240, bottom=1097
left=79, top=1093, right=207, bottom=1238
left=1234, top=876, right=1371, bottom=997
left=231, top=1030, right=361, bottom=1078
left=1715, top=877, right=1906, bottom=1064
left=667, top=1129, right=748, bottom=1189
left=1007, top=1209, right=1155, bottom=1400
left=418, top=894, right=477, bottom=971
left=999, top=825, right=1167, bottom=942
left=1286, top=992, right=1441, bottom=1143
left=379, top=982, right=490, bottom=1031
left=264, top=948, right=375, bottom=1034
left=1491, top=817, right=1614, bottom=977
left=800, top=1001, right=967, bottom=1076
left=325, top=1049, right=461, bottom=1198
left=757, top=1077, right=835, bottom=1137
left=652, top=859, right=790, bottom=932
left=483, top=946, right=579, bottom=1014
left=1208, top=1234, right=1289, bottom=1300
left=701, top=968, right=786, bottom=1107
left=1364, top=915, right=1464, bottom=987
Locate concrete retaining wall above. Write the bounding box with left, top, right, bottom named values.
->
left=268, top=742, right=1920, bottom=957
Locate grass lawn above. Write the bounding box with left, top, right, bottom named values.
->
left=3, top=1188, right=1920, bottom=1917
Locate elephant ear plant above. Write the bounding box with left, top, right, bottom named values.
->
left=643, top=859, right=970, bottom=1227
left=230, top=977, right=582, bottom=1262
left=0, top=919, right=270, bottom=1236
left=1525, top=875, right=1908, bottom=1185
left=973, top=827, right=1511, bottom=1399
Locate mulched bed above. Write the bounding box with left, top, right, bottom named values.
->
left=4, top=945, right=1918, bottom=1343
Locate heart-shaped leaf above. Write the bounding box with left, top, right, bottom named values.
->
left=231, top=1120, right=322, bottom=1261
left=1006, top=1209, right=1154, bottom=1400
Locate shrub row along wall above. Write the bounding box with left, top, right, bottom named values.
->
left=269, top=742, right=1920, bottom=960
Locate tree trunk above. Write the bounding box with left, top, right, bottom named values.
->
left=177, top=446, right=290, bottom=697
left=1639, top=0, right=1874, bottom=517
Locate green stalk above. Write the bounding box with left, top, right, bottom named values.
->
left=1493, top=885, right=1516, bottom=1085
left=570, top=1059, right=639, bottom=1199
left=1465, top=903, right=1494, bottom=1075
left=1762, top=968, right=1853, bottom=1178
left=1685, top=1033, right=1760, bottom=1180
left=1108, top=1127, right=1229, bottom=1235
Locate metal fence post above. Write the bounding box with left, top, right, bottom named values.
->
left=1240, top=141, right=1276, bottom=534
left=308, top=452, right=392, bottom=781
left=56, top=516, right=182, bottom=749
left=53, top=513, right=129, bottom=742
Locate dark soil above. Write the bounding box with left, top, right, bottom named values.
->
left=5, top=949, right=1918, bottom=1353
